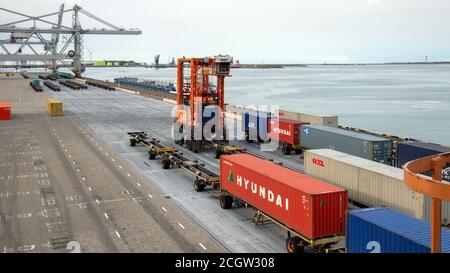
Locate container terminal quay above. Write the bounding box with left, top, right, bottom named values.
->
left=1, top=4, right=450, bottom=255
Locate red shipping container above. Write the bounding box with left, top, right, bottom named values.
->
left=269, top=118, right=307, bottom=145
left=0, top=102, right=11, bottom=120
left=220, top=154, right=347, bottom=240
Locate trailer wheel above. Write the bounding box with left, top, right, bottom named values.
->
left=193, top=178, right=205, bottom=192
left=219, top=195, right=233, bottom=209
left=286, top=237, right=304, bottom=254
left=130, top=138, right=136, bottom=147
left=148, top=152, right=156, bottom=160
left=294, top=149, right=301, bottom=155
left=281, top=146, right=289, bottom=155
left=213, top=149, right=221, bottom=159
left=162, top=158, right=171, bottom=169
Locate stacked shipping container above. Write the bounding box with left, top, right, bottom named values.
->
left=304, top=149, right=450, bottom=224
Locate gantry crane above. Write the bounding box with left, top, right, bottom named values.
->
left=175, top=55, right=233, bottom=153
left=0, top=4, right=141, bottom=77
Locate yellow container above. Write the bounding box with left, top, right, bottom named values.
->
left=48, top=98, right=64, bottom=116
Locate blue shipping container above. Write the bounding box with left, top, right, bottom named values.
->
left=396, top=141, right=450, bottom=181
left=241, top=111, right=271, bottom=141
left=347, top=207, right=450, bottom=253
left=300, top=124, right=393, bottom=164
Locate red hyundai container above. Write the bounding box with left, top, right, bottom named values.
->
left=220, top=154, right=347, bottom=240
left=0, top=102, right=11, bottom=120
left=269, top=118, right=308, bottom=145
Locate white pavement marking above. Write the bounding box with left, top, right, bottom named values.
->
left=115, top=230, right=121, bottom=238
left=82, top=177, right=86, bottom=181
left=148, top=193, right=153, bottom=198
left=178, top=223, right=185, bottom=229
left=111, top=158, right=115, bottom=162
left=127, top=173, right=131, bottom=177
left=96, top=199, right=100, bottom=204
left=88, top=187, right=92, bottom=192
left=136, top=183, right=141, bottom=187
left=199, top=243, right=207, bottom=250
left=104, top=213, right=109, bottom=219
left=118, top=165, right=122, bottom=169
left=105, top=152, right=109, bottom=156
left=72, top=161, right=75, bottom=165
left=161, top=207, right=167, bottom=212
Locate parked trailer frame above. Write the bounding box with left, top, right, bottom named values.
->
left=44, top=80, right=61, bottom=91
left=60, top=80, right=81, bottom=90
left=86, top=79, right=115, bottom=90
left=128, top=131, right=219, bottom=191
left=67, top=80, right=87, bottom=89
left=128, top=130, right=343, bottom=252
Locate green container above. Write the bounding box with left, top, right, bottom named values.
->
left=32, top=79, right=41, bottom=87
left=56, top=72, right=73, bottom=79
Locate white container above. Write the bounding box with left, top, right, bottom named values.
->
left=304, top=149, right=427, bottom=221
left=278, top=109, right=338, bottom=127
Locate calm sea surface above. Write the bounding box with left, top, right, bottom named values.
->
left=81, top=64, right=450, bottom=145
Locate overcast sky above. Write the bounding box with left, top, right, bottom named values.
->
left=1, top=0, right=450, bottom=64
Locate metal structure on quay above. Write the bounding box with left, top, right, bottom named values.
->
left=404, top=152, right=450, bottom=253
left=0, top=4, right=141, bottom=77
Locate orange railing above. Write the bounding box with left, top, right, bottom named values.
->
left=403, top=152, right=450, bottom=253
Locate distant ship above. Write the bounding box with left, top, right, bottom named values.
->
left=231, top=60, right=242, bottom=68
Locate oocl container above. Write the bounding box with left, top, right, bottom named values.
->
left=0, top=102, right=12, bottom=120
left=269, top=118, right=308, bottom=154
left=396, top=141, right=450, bottom=182
left=220, top=154, right=347, bottom=240
left=300, top=124, right=393, bottom=164
left=304, top=149, right=450, bottom=225
left=347, top=207, right=450, bottom=253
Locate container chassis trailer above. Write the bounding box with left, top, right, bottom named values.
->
left=60, top=80, right=81, bottom=90
left=127, top=131, right=345, bottom=253
left=44, top=80, right=61, bottom=91
left=85, top=79, right=116, bottom=90
left=219, top=194, right=345, bottom=253
left=128, top=131, right=220, bottom=191
left=127, top=131, right=286, bottom=190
